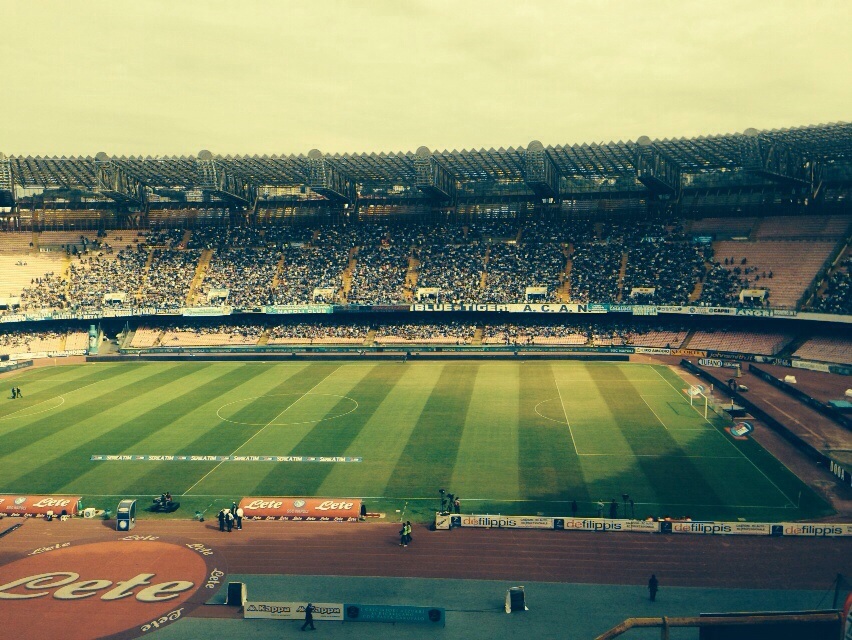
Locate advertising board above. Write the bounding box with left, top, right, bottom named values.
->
left=238, top=497, right=361, bottom=521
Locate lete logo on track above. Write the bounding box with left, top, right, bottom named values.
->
left=0, top=538, right=225, bottom=640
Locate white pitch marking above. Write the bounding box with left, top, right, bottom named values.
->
left=651, top=366, right=797, bottom=508
left=183, top=365, right=343, bottom=495
left=553, top=376, right=579, bottom=455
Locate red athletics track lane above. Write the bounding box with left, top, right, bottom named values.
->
left=2, top=518, right=851, bottom=593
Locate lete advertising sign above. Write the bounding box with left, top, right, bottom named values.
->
left=0, top=537, right=224, bottom=640
left=0, top=495, right=82, bottom=516
left=238, top=497, right=361, bottom=521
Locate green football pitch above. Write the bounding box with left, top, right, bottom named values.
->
left=0, top=360, right=832, bottom=522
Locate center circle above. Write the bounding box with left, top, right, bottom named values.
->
left=0, top=396, right=65, bottom=421
left=215, top=393, right=359, bottom=426
left=534, top=398, right=570, bottom=425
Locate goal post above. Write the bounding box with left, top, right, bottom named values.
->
left=687, top=385, right=709, bottom=419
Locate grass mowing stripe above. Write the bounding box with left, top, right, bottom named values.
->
left=518, top=363, right=590, bottom=509
left=449, top=363, right=520, bottom=501
left=318, top=363, right=444, bottom=499
left=184, top=364, right=351, bottom=495
left=386, top=363, right=479, bottom=497
left=112, top=363, right=313, bottom=498
left=252, top=364, right=402, bottom=496
left=8, top=363, right=236, bottom=493
left=595, top=365, right=731, bottom=508
left=175, top=362, right=344, bottom=495
left=0, top=364, right=180, bottom=460
left=0, top=364, right=124, bottom=420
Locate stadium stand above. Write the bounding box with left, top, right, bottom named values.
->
left=687, top=329, right=795, bottom=355
left=709, top=240, right=837, bottom=308
left=793, top=336, right=852, bottom=365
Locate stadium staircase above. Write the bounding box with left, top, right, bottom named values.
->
left=186, top=249, right=212, bottom=306
left=472, top=327, right=484, bottom=345
left=364, top=329, right=377, bottom=346
left=405, top=256, right=419, bottom=301
left=678, top=329, right=698, bottom=349
left=340, top=252, right=356, bottom=302
left=556, top=244, right=573, bottom=302
left=615, top=252, right=628, bottom=302
left=689, top=260, right=713, bottom=303
left=136, top=250, right=155, bottom=301
left=748, top=219, right=763, bottom=241
left=480, top=248, right=490, bottom=291
left=181, top=230, right=192, bottom=247
left=777, top=334, right=809, bottom=358
left=271, top=254, right=286, bottom=289
left=256, top=330, right=270, bottom=346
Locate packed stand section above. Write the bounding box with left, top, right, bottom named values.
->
left=67, top=247, right=148, bottom=309
left=267, top=322, right=369, bottom=344
left=374, top=322, right=475, bottom=344
left=484, top=240, right=566, bottom=303
left=274, top=226, right=353, bottom=304
left=348, top=225, right=416, bottom=304
left=140, top=249, right=201, bottom=308
left=415, top=242, right=484, bottom=303
left=482, top=323, right=587, bottom=346
left=623, top=236, right=706, bottom=304
left=201, top=246, right=278, bottom=307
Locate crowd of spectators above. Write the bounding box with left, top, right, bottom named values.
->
left=812, top=257, right=852, bottom=315
left=141, top=249, right=201, bottom=308
left=623, top=239, right=705, bottom=304
left=267, top=322, right=368, bottom=343
left=0, top=220, right=846, bottom=314
left=415, top=243, right=484, bottom=303
left=67, top=248, right=148, bottom=308
left=201, top=247, right=278, bottom=307
left=19, top=272, right=68, bottom=310
left=374, top=322, right=475, bottom=344
left=348, top=225, right=415, bottom=304
left=274, top=226, right=353, bottom=304
left=698, top=256, right=774, bottom=307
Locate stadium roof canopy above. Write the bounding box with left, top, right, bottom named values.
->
left=3, top=122, right=851, bottom=204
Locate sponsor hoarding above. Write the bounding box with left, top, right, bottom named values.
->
left=633, top=347, right=672, bottom=355
left=458, top=515, right=554, bottom=529
left=792, top=360, right=832, bottom=373
left=672, top=348, right=708, bottom=357
left=0, top=495, right=81, bottom=516
left=264, top=304, right=334, bottom=314
left=238, top=497, right=361, bottom=521
left=181, top=306, right=232, bottom=317
left=244, top=602, right=344, bottom=620
left=560, top=518, right=660, bottom=533
left=778, top=523, right=852, bottom=537
left=670, top=521, right=772, bottom=535
left=344, top=604, right=445, bottom=626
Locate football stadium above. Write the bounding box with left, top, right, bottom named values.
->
left=2, top=3, right=852, bottom=639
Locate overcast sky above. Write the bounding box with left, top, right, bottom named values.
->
left=1, top=0, right=849, bottom=156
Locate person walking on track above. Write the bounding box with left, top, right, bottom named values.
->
left=301, top=602, right=316, bottom=631
left=648, top=574, right=659, bottom=601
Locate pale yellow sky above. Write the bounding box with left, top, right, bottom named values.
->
left=1, top=0, right=849, bottom=156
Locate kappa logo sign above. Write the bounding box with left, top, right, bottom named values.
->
left=0, top=539, right=225, bottom=640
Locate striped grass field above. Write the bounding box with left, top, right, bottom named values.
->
left=0, top=360, right=832, bottom=522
